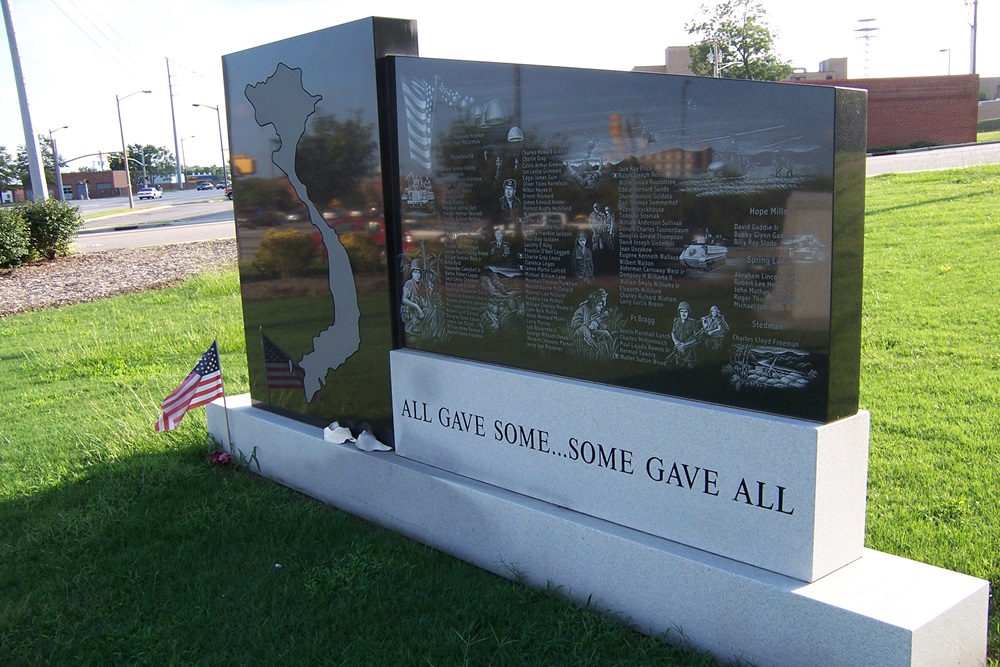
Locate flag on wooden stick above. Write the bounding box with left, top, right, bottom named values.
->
left=155, top=340, right=225, bottom=431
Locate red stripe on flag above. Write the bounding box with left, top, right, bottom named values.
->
left=155, top=342, right=225, bottom=432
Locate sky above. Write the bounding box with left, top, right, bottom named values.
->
left=1, top=0, right=993, bottom=174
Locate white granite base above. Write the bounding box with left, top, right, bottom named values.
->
left=391, top=349, right=869, bottom=582
left=207, top=395, right=988, bottom=667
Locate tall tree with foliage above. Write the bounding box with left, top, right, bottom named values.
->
left=295, top=111, right=378, bottom=210
left=686, top=0, right=793, bottom=81
left=184, top=165, right=226, bottom=181
left=108, top=144, right=177, bottom=187
left=14, top=137, right=65, bottom=190
left=0, top=146, right=17, bottom=189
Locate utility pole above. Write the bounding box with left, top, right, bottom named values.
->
left=167, top=58, right=185, bottom=189
left=855, top=18, right=879, bottom=78
left=193, top=103, right=228, bottom=186
left=2, top=0, right=47, bottom=200
left=968, top=0, right=978, bottom=74
left=49, top=125, right=68, bottom=200
left=117, top=90, right=152, bottom=209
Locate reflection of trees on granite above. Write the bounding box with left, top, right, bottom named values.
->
left=296, top=112, right=379, bottom=211
left=233, top=177, right=297, bottom=211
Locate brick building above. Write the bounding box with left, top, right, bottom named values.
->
left=636, top=146, right=713, bottom=178
left=59, top=170, right=131, bottom=200
left=635, top=50, right=982, bottom=150
left=796, top=74, right=980, bottom=148
left=1, top=170, right=130, bottom=202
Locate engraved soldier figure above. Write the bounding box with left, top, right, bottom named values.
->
left=671, top=301, right=699, bottom=368
left=570, top=230, right=595, bottom=282
left=401, top=260, right=435, bottom=336
left=499, top=178, right=521, bottom=218
left=602, top=205, right=615, bottom=250
left=571, top=288, right=615, bottom=359
left=488, top=225, right=511, bottom=263
left=589, top=203, right=605, bottom=250
left=701, top=305, right=730, bottom=352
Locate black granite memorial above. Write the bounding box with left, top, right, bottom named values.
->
left=222, top=18, right=417, bottom=438
left=210, top=21, right=988, bottom=665
left=387, top=57, right=866, bottom=423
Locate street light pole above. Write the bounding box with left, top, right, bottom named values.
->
left=180, top=135, right=194, bottom=178
left=939, top=49, right=951, bottom=75
left=116, top=89, right=151, bottom=209
left=139, top=146, right=148, bottom=187
left=193, top=103, right=228, bottom=187
left=48, top=125, right=68, bottom=200
left=969, top=0, right=978, bottom=74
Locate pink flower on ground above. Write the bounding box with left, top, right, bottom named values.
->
left=207, top=451, right=232, bottom=465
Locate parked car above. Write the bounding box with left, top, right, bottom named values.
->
left=137, top=187, right=162, bottom=200
left=196, top=182, right=215, bottom=191
left=316, top=216, right=414, bottom=254
left=224, top=187, right=233, bottom=200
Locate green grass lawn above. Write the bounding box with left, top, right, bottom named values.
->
left=1, top=165, right=998, bottom=664
left=861, top=166, right=999, bottom=663
left=978, top=130, right=1000, bottom=143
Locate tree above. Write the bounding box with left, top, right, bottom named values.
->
left=295, top=111, right=378, bottom=210
left=108, top=144, right=177, bottom=187
left=686, top=0, right=792, bottom=82
left=184, top=164, right=225, bottom=180
left=0, top=146, right=17, bottom=189
left=14, top=137, right=65, bottom=190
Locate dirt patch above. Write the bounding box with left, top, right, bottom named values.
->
left=0, top=239, right=237, bottom=317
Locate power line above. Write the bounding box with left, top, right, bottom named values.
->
left=167, top=57, right=210, bottom=81
left=47, top=0, right=142, bottom=76
left=62, top=0, right=134, bottom=63
left=83, top=0, right=147, bottom=62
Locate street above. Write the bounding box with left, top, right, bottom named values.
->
left=74, top=187, right=227, bottom=221
left=866, top=141, right=1000, bottom=176
left=73, top=189, right=235, bottom=253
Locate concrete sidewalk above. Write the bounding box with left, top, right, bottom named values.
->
left=867, top=142, right=1000, bottom=176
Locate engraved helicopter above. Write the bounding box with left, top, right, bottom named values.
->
left=678, top=127, right=818, bottom=196
left=701, top=126, right=810, bottom=179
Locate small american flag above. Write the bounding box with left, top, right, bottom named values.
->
left=263, top=333, right=305, bottom=390
left=155, top=341, right=225, bottom=431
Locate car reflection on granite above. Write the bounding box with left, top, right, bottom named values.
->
left=235, top=207, right=275, bottom=227
left=324, top=216, right=415, bottom=253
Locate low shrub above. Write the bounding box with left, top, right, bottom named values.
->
left=253, top=228, right=319, bottom=277
left=868, top=141, right=941, bottom=155
left=978, top=118, right=1000, bottom=133
left=338, top=230, right=383, bottom=272
left=19, top=199, right=83, bottom=259
left=0, top=207, right=33, bottom=268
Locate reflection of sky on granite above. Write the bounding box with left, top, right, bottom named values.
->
left=395, top=58, right=835, bottom=179
left=224, top=20, right=389, bottom=172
